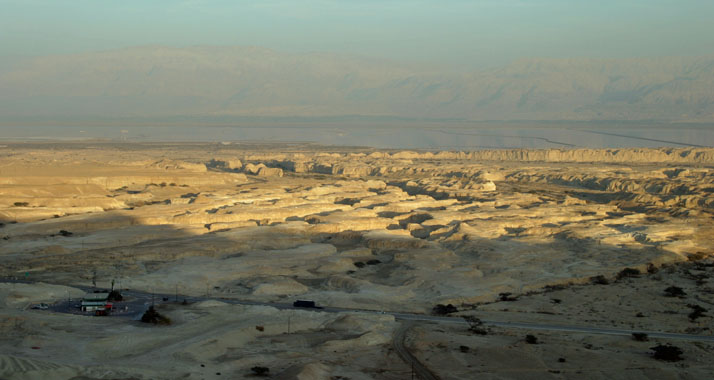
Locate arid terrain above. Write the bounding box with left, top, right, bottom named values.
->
left=1, top=142, right=713, bottom=379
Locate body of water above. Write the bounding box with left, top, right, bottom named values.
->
left=1, top=123, right=712, bottom=149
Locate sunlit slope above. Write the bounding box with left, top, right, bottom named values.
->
left=1, top=46, right=713, bottom=123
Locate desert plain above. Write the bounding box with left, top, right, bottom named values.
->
left=1, top=141, right=713, bottom=379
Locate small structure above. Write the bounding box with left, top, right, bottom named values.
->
left=81, top=292, right=112, bottom=312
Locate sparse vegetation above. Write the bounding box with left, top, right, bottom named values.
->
left=353, top=261, right=365, bottom=268
left=13, top=202, right=29, bottom=207
left=525, top=334, right=538, bottom=344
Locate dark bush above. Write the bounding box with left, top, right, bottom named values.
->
left=616, top=268, right=640, bottom=280
left=687, top=304, right=707, bottom=321
left=13, top=202, right=29, bottom=207
left=251, top=366, right=270, bottom=376
left=590, top=275, right=610, bottom=285
left=647, top=263, right=659, bottom=274
left=366, top=259, right=382, bottom=265
left=432, top=304, right=458, bottom=315
left=140, top=306, right=171, bottom=325
left=107, top=290, right=123, bottom=301
left=663, top=286, right=687, bottom=298
left=353, top=262, right=365, bottom=268
left=58, top=230, right=73, bottom=237
left=499, top=292, right=517, bottom=301
left=459, top=345, right=470, bottom=353
left=525, top=334, right=538, bottom=344
left=463, top=316, right=487, bottom=335
left=632, top=332, right=649, bottom=341
left=650, top=344, right=683, bottom=362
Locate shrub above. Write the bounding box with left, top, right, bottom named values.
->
left=499, top=292, right=517, bottom=301
left=353, top=262, right=365, bottom=268
left=650, top=344, right=683, bottom=362
left=632, top=332, right=649, bottom=341
left=463, top=316, right=487, bottom=335
left=616, top=268, right=640, bottom=280
left=251, top=366, right=270, bottom=376
left=525, top=334, right=538, bottom=344
left=107, top=290, right=123, bottom=301
left=687, top=304, right=707, bottom=321
left=13, top=202, right=29, bottom=207
left=140, top=306, right=171, bottom=325
left=663, top=286, right=687, bottom=298
left=58, top=230, right=73, bottom=237
left=544, top=284, right=567, bottom=292
left=432, top=304, right=458, bottom=315
left=459, top=345, right=470, bottom=353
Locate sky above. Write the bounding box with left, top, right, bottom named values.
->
left=1, top=0, right=713, bottom=67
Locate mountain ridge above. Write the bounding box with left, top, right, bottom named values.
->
left=1, top=46, right=713, bottom=125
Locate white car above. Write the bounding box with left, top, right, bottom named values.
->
left=31, top=303, right=49, bottom=310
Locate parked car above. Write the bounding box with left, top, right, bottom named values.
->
left=31, top=303, right=49, bottom=310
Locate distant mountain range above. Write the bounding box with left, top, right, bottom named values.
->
left=1, top=46, right=713, bottom=125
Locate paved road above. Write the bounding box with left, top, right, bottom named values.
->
left=393, top=321, right=440, bottom=380
left=11, top=279, right=714, bottom=343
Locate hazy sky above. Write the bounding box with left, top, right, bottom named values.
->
left=2, top=0, right=713, bottom=67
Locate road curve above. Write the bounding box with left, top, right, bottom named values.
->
left=393, top=321, right=440, bottom=380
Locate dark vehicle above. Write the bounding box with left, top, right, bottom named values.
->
left=293, top=300, right=322, bottom=309
left=94, top=310, right=108, bottom=316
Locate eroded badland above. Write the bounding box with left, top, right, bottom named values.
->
left=1, top=142, right=713, bottom=379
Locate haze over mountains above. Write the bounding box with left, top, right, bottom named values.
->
left=1, top=46, right=713, bottom=126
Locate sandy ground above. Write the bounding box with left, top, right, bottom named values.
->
left=0, top=142, right=713, bottom=378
